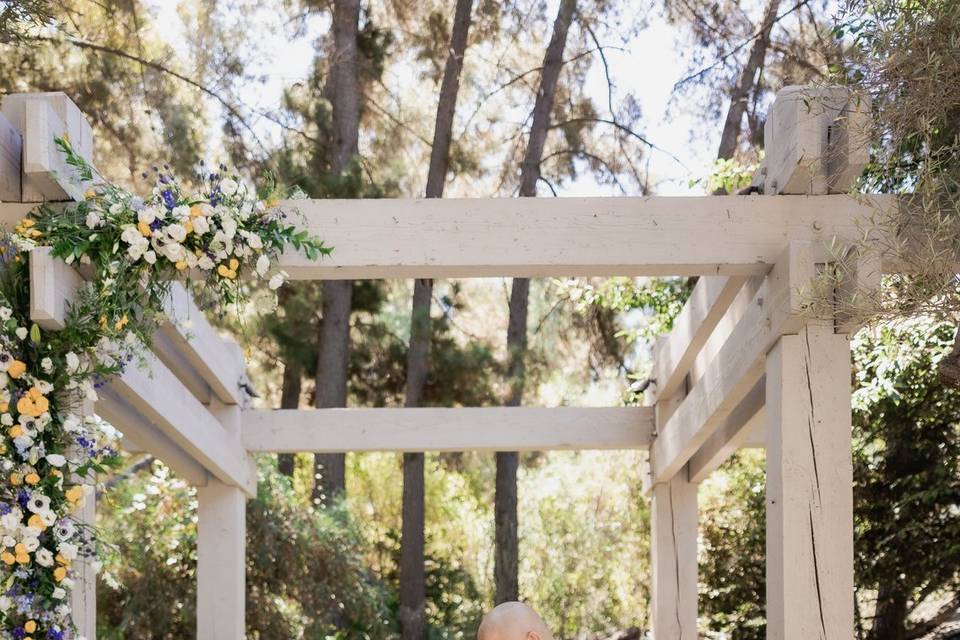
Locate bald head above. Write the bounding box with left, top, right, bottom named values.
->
left=477, top=602, right=554, bottom=640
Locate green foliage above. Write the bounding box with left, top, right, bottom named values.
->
left=696, top=157, right=759, bottom=195
left=98, top=458, right=391, bottom=639
left=697, top=319, right=960, bottom=638
left=699, top=452, right=767, bottom=640
left=0, top=1, right=54, bottom=43
left=851, top=319, right=960, bottom=635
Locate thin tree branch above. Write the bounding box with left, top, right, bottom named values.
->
left=26, top=34, right=269, bottom=155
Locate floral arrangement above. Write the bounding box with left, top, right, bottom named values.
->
left=0, top=138, right=328, bottom=639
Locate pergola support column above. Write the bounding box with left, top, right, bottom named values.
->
left=197, top=396, right=248, bottom=640
left=197, top=478, right=247, bottom=640
left=765, top=325, right=853, bottom=639
left=650, top=389, right=699, bottom=639
left=650, top=473, right=699, bottom=638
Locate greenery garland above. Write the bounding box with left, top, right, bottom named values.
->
left=0, top=138, right=327, bottom=639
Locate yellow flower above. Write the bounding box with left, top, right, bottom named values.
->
left=0, top=552, right=13, bottom=565
left=138, top=220, right=153, bottom=237
left=53, top=566, right=67, bottom=581
left=27, top=514, right=45, bottom=531
left=56, top=553, right=70, bottom=567
left=189, top=205, right=204, bottom=218
left=51, top=469, right=63, bottom=479
left=114, top=314, right=129, bottom=331
left=9, top=473, right=20, bottom=486
left=9, top=425, right=23, bottom=438
left=7, top=359, right=26, bottom=379
left=175, top=260, right=188, bottom=271
left=65, top=485, right=84, bottom=503
left=84, top=188, right=96, bottom=199
left=16, top=553, right=30, bottom=565
left=0, top=402, right=8, bottom=412
left=183, top=220, right=194, bottom=234
left=217, top=258, right=240, bottom=280
left=24, top=621, right=36, bottom=633
left=24, top=472, right=39, bottom=486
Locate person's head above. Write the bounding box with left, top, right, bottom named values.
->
left=477, top=602, right=554, bottom=640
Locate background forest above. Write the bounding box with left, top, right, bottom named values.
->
left=2, top=0, right=959, bottom=639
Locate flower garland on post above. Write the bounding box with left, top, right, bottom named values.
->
left=0, top=139, right=328, bottom=639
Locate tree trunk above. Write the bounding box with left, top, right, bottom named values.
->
left=714, top=0, right=781, bottom=164
left=312, top=0, right=362, bottom=506
left=277, top=360, right=301, bottom=476
left=495, top=0, right=577, bottom=605
left=869, top=585, right=908, bottom=640
left=399, top=1, right=474, bottom=636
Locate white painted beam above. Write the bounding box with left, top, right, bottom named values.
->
left=109, top=352, right=255, bottom=495
left=275, top=194, right=886, bottom=279
left=649, top=242, right=818, bottom=485
left=0, top=112, right=22, bottom=202
left=197, top=479, right=246, bottom=640
left=95, top=388, right=208, bottom=486
left=765, top=327, right=853, bottom=639
left=157, top=283, right=246, bottom=405
left=242, top=407, right=655, bottom=453
left=29, top=246, right=83, bottom=330
left=655, top=276, right=747, bottom=400
left=764, top=86, right=869, bottom=196
left=2, top=92, right=93, bottom=202
left=687, top=377, right=765, bottom=482
left=650, top=473, right=698, bottom=639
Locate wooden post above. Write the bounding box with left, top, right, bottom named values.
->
left=197, top=392, right=249, bottom=639
left=649, top=390, right=699, bottom=639
left=67, top=399, right=97, bottom=639
left=765, top=325, right=853, bottom=640
left=197, top=479, right=247, bottom=640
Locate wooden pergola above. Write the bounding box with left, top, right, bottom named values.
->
left=0, top=86, right=881, bottom=639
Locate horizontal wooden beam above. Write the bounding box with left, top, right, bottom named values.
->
left=242, top=407, right=656, bottom=453
left=655, top=276, right=747, bottom=400
left=687, top=377, right=766, bottom=482
left=650, top=242, right=817, bottom=485
left=109, top=353, right=256, bottom=495
left=157, top=283, right=246, bottom=405
left=96, top=388, right=209, bottom=486
left=274, top=195, right=889, bottom=279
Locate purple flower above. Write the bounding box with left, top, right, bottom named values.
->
left=161, top=190, right=177, bottom=210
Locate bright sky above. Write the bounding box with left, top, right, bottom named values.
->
left=152, top=2, right=722, bottom=197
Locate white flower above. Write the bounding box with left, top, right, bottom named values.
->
left=65, top=352, right=80, bottom=373
left=85, top=210, right=102, bottom=229
left=58, top=541, right=78, bottom=561
left=268, top=271, right=288, bottom=290
left=1, top=536, right=13, bottom=547
left=0, top=306, right=11, bottom=321
left=22, top=536, right=39, bottom=553
left=220, top=178, right=239, bottom=196
left=40, top=357, right=53, bottom=373
left=127, top=237, right=149, bottom=261
left=51, top=588, right=66, bottom=600
left=221, top=216, right=237, bottom=239
left=143, top=250, right=157, bottom=265
left=54, top=520, right=75, bottom=541
left=15, top=327, right=27, bottom=340
left=255, top=255, right=270, bottom=276
left=46, top=454, right=66, bottom=467
left=0, top=596, right=10, bottom=611
left=192, top=215, right=210, bottom=235
left=35, top=548, right=54, bottom=567
left=160, top=242, right=186, bottom=263
left=197, top=256, right=215, bottom=271
left=247, top=233, right=263, bottom=250
left=26, top=493, right=50, bottom=514
left=138, top=207, right=157, bottom=225
left=166, top=223, right=187, bottom=243
left=0, top=414, right=10, bottom=427
left=172, top=204, right=190, bottom=220
left=108, top=203, right=123, bottom=215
